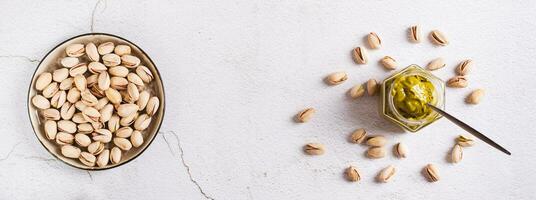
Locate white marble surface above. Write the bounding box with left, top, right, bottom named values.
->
left=1, top=0, right=535, bottom=199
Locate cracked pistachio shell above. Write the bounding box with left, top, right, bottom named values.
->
left=409, top=25, right=421, bottom=43
left=90, top=85, right=106, bottom=98
left=74, top=75, right=87, bottom=92
left=72, top=113, right=88, bottom=124
left=95, top=98, right=109, bottom=110
left=99, top=104, right=114, bottom=123
left=136, top=66, right=153, bottom=83
left=98, top=42, right=114, bottom=55
left=97, top=149, right=110, bottom=167
left=352, top=47, right=368, bottom=64
left=67, top=88, right=81, bottom=103
left=65, top=43, right=85, bottom=57
left=69, top=63, right=88, bottom=77
left=82, top=107, right=101, bottom=123
left=105, top=88, right=122, bottom=104
left=86, top=74, right=98, bottom=88
left=81, top=91, right=98, bottom=106
left=75, top=133, right=91, bottom=147
left=380, top=56, right=398, bottom=70
left=394, top=143, right=408, bottom=158
left=60, top=57, right=79, bottom=68
left=450, top=144, right=463, bottom=163
left=79, top=152, right=96, bottom=167
left=32, top=95, right=50, bottom=109
left=108, top=115, right=120, bottom=133
left=366, top=147, right=386, bottom=159
left=127, top=73, right=144, bottom=86
left=366, top=79, right=378, bottom=96
left=146, top=97, right=160, bottom=116
left=349, top=128, right=367, bottom=144
left=345, top=166, right=361, bottom=182
left=88, top=61, right=107, bottom=74
left=88, top=141, right=104, bottom=155
left=57, top=120, right=77, bottom=133
left=377, top=165, right=396, bottom=183
left=85, top=42, right=99, bottom=62
left=91, top=121, right=104, bottom=130
left=447, top=76, right=468, bottom=88
left=114, top=137, right=132, bottom=151
left=130, top=130, right=144, bottom=148
left=61, top=145, right=81, bottom=158
left=127, top=83, right=140, bottom=102
left=134, top=114, right=151, bottom=131
left=44, top=120, right=57, bottom=140
left=52, top=68, right=69, bottom=82
left=75, top=101, right=87, bottom=112
left=326, top=72, right=348, bottom=85
left=110, top=77, right=128, bottom=90
left=427, top=58, right=445, bottom=71
left=456, top=59, right=473, bottom=76
left=60, top=102, right=75, bottom=120
left=56, top=132, right=74, bottom=145
left=137, top=91, right=150, bottom=111
left=296, top=107, right=315, bottom=123
left=367, top=32, right=382, bottom=49
left=110, top=147, right=122, bottom=164
left=120, top=112, right=138, bottom=127
left=366, top=135, right=386, bottom=147
left=42, top=82, right=59, bottom=98
left=423, top=164, right=440, bottom=182
left=98, top=71, right=111, bottom=91
left=109, top=66, right=129, bottom=77
left=121, top=55, right=140, bottom=68
left=121, top=90, right=134, bottom=104
left=466, top=89, right=485, bottom=104
left=116, top=127, right=133, bottom=138
left=43, top=109, right=60, bottom=120
left=456, top=135, right=475, bottom=147
left=303, top=143, right=325, bottom=155
left=77, top=123, right=94, bottom=134
left=114, top=45, right=131, bottom=56
left=117, top=104, right=139, bottom=117
left=102, top=53, right=121, bottom=67
left=429, top=30, right=449, bottom=46
left=50, top=90, right=67, bottom=109
left=349, top=84, right=365, bottom=99
left=92, top=129, right=112, bottom=143
left=35, top=72, right=52, bottom=91
left=59, top=77, right=74, bottom=90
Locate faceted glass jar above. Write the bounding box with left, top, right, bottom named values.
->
left=380, top=65, right=445, bottom=132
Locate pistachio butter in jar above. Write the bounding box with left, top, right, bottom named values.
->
left=380, top=65, right=445, bottom=132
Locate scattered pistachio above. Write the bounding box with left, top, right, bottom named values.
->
left=367, top=32, right=382, bottom=49
left=352, top=47, right=368, bottom=64
left=456, top=59, right=473, bottom=76
left=380, top=56, right=397, bottom=70
left=409, top=25, right=421, bottom=43
left=345, top=166, right=361, bottom=182
left=456, top=135, right=475, bottom=147
left=303, top=143, right=325, bottom=155
left=450, top=144, right=463, bottom=163
left=429, top=30, right=449, bottom=46
left=349, top=128, right=367, bottom=144
left=366, top=135, right=386, bottom=147
left=466, top=89, right=484, bottom=104
left=366, top=79, right=378, bottom=96
left=326, top=72, right=348, bottom=85
left=426, top=58, right=446, bottom=71
left=377, top=165, right=396, bottom=183
left=296, top=108, right=315, bottom=123
left=447, top=76, right=468, bottom=88
left=393, top=143, right=407, bottom=158
left=348, top=84, right=365, bottom=99
left=423, top=164, right=440, bottom=182
left=366, top=146, right=386, bottom=159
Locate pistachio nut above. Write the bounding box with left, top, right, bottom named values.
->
left=326, top=72, right=348, bottom=85
left=66, top=88, right=81, bottom=103
left=110, top=147, right=122, bottom=164
left=88, top=62, right=107, bottom=74
left=102, top=53, right=121, bottom=66
left=72, top=113, right=88, bottom=124
left=456, top=135, right=475, bottom=147
left=60, top=102, right=76, bottom=120
left=114, top=45, right=131, bottom=56
left=303, top=143, right=325, bottom=155
left=116, top=127, right=133, bottom=138
left=127, top=83, right=140, bottom=102
left=349, top=84, right=365, bottom=99
left=366, top=147, right=386, bottom=159
left=43, top=109, right=60, bottom=120
left=345, top=166, right=361, bottom=182
left=88, top=141, right=105, bottom=155
left=35, top=72, right=52, bottom=91
left=77, top=123, right=94, bottom=134
left=97, top=72, right=111, bottom=91
left=130, top=130, right=144, bottom=148
left=409, top=25, right=420, bottom=43
left=429, top=30, right=449, bottom=46
left=352, top=47, right=368, bottom=64
left=32, top=95, right=50, bottom=109
left=366, top=79, right=378, bottom=96
left=366, top=135, right=386, bottom=147
left=57, top=120, right=77, bottom=133
left=456, top=59, right=473, bottom=76
left=108, top=114, right=120, bottom=133
left=61, top=145, right=81, bottom=158
left=114, top=137, right=133, bottom=151
left=110, top=77, right=128, bottom=90
left=42, top=82, right=59, bottom=98
left=109, top=66, right=129, bottom=77
left=69, top=63, right=88, bottom=77
left=91, top=121, right=104, bottom=130
left=394, top=143, right=408, bottom=158
left=99, top=104, right=114, bottom=123
left=137, top=91, right=150, bottom=111
left=81, top=91, right=98, bottom=106
left=74, top=75, right=87, bottom=92
left=466, top=89, right=484, bottom=104
left=134, top=114, right=151, bottom=131
left=74, top=101, right=87, bottom=112
left=59, top=77, right=74, bottom=90
left=92, top=129, right=112, bottom=143
left=127, top=73, right=144, bottom=86
left=50, top=91, right=67, bottom=109
left=121, top=55, right=140, bottom=68
left=79, top=152, right=96, bottom=167
left=85, top=42, right=99, bottom=62
left=56, top=132, right=74, bottom=145
left=74, top=133, right=91, bottom=147
left=115, top=103, right=138, bottom=118
left=97, top=42, right=115, bottom=55
left=367, top=32, right=381, bottom=49
left=65, top=43, right=85, bottom=57
left=44, top=120, right=57, bottom=140
left=136, top=66, right=153, bottom=83
left=120, top=112, right=138, bottom=127
left=105, top=88, right=122, bottom=104
left=82, top=107, right=101, bottom=123
left=423, top=164, right=440, bottom=182
left=377, top=165, right=396, bottom=183
left=450, top=144, right=463, bottom=163
left=95, top=98, right=109, bottom=110
left=86, top=74, right=98, bottom=88
left=426, top=58, right=446, bottom=71
left=97, top=149, right=110, bottom=167
left=349, top=128, right=367, bottom=144
left=296, top=107, right=315, bottom=123
left=380, top=56, right=397, bottom=70
left=89, top=85, right=106, bottom=98
left=52, top=68, right=69, bottom=82
left=60, top=57, right=79, bottom=68
left=447, top=76, right=468, bottom=88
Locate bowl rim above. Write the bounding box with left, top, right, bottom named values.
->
left=27, top=32, right=166, bottom=171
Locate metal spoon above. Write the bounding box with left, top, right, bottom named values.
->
left=427, top=103, right=511, bottom=155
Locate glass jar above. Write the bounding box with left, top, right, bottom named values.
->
left=380, top=65, right=445, bottom=132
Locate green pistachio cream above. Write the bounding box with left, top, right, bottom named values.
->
left=391, top=74, right=437, bottom=120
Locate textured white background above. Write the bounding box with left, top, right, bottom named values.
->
left=0, top=0, right=535, bottom=199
